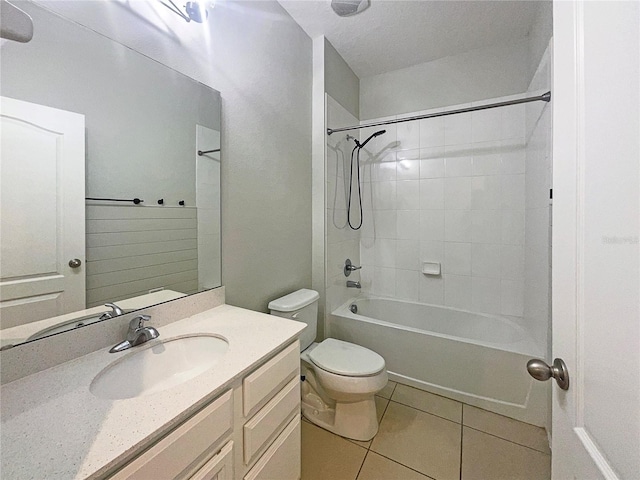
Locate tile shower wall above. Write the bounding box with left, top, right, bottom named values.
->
left=326, top=95, right=361, bottom=314
left=357, top=96, right=527, bottom=318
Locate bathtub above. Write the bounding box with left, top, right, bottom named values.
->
left=330, top=297, right=548, bottom=426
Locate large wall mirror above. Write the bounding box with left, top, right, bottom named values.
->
left=0, top=1, right=221, bottom=348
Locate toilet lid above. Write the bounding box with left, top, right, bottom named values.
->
left=308, top=339, right=385, bottom=377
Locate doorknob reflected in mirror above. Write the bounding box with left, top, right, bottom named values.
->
left=68, top=259, right=82, bottom=268
left=527, top=358, right=570, bottom=390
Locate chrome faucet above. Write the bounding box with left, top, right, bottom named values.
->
left=346, top=280, right=361, bottom=289
left=99, top=302, right=124, bottom=321
left=109, top=314, right=159, bottom=353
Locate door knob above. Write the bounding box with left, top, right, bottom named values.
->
left=68, top=258, right=82, bottom=268
left=527, top=358, right=570, bottom=390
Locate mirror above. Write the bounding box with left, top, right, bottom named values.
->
left=0, top=1, right=221, bottom=348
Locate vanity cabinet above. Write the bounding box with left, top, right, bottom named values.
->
left=107, top=340, right=300, bottom=480
left=239, top=342, right=300, bottom=479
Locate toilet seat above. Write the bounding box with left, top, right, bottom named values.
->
left=308, top=338, right=385, bottom=377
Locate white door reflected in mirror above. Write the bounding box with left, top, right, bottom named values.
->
left=0, top=96, right=85, bottom=330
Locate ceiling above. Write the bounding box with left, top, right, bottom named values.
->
left=278, top=0, right=543, bottom=78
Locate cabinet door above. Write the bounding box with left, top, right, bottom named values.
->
left=244, top=377, right=299, bottom=464
left=109, top=390, right=233, bottom=480
left=190, top=441, right=233, bottom=480
left=244, top=416, right=300, bottom=480
left=243, top=341, right=299, bottom=417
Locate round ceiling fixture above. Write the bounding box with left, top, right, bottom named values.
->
left=330, top=0, right=370, bottom=17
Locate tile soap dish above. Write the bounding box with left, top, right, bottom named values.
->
left=422, top=262, right=441, bottom=276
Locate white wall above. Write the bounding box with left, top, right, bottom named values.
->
left=357, top=97, right=527, bottom=318
left=316, top=37, right=361, bottom=335
left=312, top=36, right=327, bottom=337
left=359, top=39, right=530, bottom=120
left=326, top=95, right=361, bottom=314
left=196, top=125, right=222, bottom=290
left=28, top=0, right=313, bottom=312
left=524, top=42, right=553, bottom=356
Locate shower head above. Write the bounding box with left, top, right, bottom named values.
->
left=356, top=129, right=386, bottom=149
left=331, top=0, right=370, bottom=17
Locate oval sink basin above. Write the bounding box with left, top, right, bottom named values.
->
left=90, top=335, right=229, bottom=400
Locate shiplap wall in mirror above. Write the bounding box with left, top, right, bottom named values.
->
left=0, top=1, right=221, bottom=348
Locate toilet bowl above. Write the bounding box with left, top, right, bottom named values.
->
left=269, top=289, right=388, bottom=441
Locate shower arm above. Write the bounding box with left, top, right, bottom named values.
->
left=159, top=0, right=191, bottom=22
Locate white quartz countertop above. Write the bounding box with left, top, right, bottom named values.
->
left=0, top=305, right=305, bottom=479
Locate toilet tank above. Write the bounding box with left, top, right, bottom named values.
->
left=268, top=289, right=319, bottom=350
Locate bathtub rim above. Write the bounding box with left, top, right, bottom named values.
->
left=332, top=295, right=543, bottom=358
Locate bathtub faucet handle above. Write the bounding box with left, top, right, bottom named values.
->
left=344, top=259, right=362, bottom=277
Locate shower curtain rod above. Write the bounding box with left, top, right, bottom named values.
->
left=326, top=91, right=551, bottom=135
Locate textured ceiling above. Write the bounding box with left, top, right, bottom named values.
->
left=278, top=0, right=542, bottom=78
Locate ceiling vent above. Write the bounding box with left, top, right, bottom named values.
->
left=330, top=0, right=370, bottom=17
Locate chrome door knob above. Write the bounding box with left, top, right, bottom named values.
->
left=68, top=258, right=82, bottom=268
left=527, top=358, right=570, bottom=390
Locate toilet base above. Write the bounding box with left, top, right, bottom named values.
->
left=301, top=394, right=379, bottom=441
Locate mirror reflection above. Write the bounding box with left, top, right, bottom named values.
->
left=0, top=1, right=221, bottom=348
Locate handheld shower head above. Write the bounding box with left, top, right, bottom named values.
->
left=356, top=129, right=386, bottom=149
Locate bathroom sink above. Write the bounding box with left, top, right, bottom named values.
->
left=90, top=335, right=229, bottom=400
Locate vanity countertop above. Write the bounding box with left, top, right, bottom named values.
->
left=0, top=304, right=305, bottom=479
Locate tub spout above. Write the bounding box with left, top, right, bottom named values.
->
left=346, top=280, right=361, bottom=289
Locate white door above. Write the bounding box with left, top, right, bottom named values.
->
left=551, top=2, right=639, bottom=479
left=0, top=97, right=85, bottom=330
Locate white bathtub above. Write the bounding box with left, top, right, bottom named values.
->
left=330, top=297, right=548, bottom=426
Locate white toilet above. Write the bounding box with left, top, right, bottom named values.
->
left=269, top=289, right=387, bottom=441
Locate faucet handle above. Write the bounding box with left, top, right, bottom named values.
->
left=344, top=259, right=362, bottom=277
left=105, top=302, right=124, bottom=316
left=99, top=302, right=124, bottom=320
left=129, top=314, right=151, bottom=331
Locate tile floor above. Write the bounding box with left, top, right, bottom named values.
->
left=301, top=382, right=551, bottom=480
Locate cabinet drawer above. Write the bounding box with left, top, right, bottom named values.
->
left=243, top=341, right=299, bottom=417
left=189, top=440, right=233, bottom=480
left=244, top=377, right=299, bottom=464
left=244, top=415, right=301, bottom=480
left=110, top=390, right=233, bottom=480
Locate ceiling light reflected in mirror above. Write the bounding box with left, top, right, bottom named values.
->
left=159, top=0, right=215, bottom=23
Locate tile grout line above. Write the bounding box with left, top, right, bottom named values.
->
left=459, top=405, right=464, bottom=480
left=377, top=396, right=393, bottom=435
left=387, top=398, right=462, bottom=426
left=463, top=425, right=551, bottom=455
left=368, top=451, right=438, bottom=480
left=385, top=396, right=549, bottom=455
left=354, top=449, right=370, bottom=480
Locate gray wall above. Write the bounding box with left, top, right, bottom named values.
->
left=527, top=1, right=553, bottom=81
left=324, top=38, right=360, bottom=119
left=359, top=39, right=531, bottom=119
left=24, top=0, right=313, bottom=312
